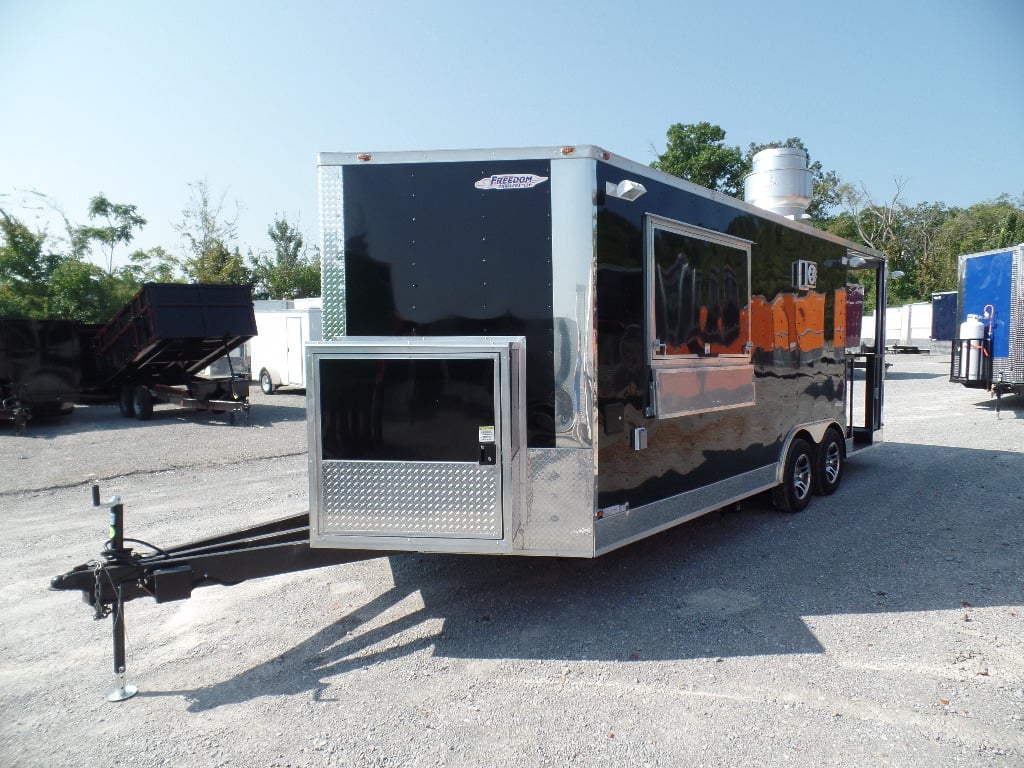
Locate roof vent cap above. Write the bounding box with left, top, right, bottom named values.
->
left=744, top=147, right=813, bottom=219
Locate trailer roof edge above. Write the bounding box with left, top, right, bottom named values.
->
left=317, top=145, right=888, bottom=261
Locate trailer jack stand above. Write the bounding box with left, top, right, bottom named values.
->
left=106, top=589, right=137, bottom=702
left=91, top=485, right=139, bottom=702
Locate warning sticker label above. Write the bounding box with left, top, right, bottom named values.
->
left=478, top=426, right=496, bottom=443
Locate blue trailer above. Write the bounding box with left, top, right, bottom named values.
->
left=950, top=244, right=1024, bottom=398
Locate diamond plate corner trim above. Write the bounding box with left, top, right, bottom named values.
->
left=321, top=461, right=501, bottom=539
left=319, top=165, right=346, bottom=340
left=524, top=448, right=595, bottom=555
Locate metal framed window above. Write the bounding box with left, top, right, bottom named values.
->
left=644, top=216, right=755, bottom=418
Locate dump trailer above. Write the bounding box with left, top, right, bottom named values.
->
left=52, top=145, right=891, bottom=700
left=0, top=316, right=80, bottom=432
left=950, top=244, right=1024, bottom=398
left=250, top=297, right=323, bottom=393
left=87, top=283, right=257, bottom=422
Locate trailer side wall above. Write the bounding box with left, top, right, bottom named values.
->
left=593, top=159, right=849, bottom=546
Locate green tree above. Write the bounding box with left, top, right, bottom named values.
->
left=935, top=196, right=1024, bottom=256
left=836, top=179, right=929, bottom=304
left=176, top=180, right=250, bottom=284
left=900, top=202, right=957, bottom=300
left=128, top=246, right=182, bottom=283
left=0, top=210, right=62, bottom=316
left=47, top=260, right=138, bottom=323
left=1, top=208, right=138, bottom=321
left=74, top=194, right=147, bottom=274
left=187, top=240, right=250, bottom=284
left=249, top=215, right=320, bottom=299
left=651, top=122, right=745, bottom=194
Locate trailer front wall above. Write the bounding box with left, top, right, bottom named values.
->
left=318, top=156, right=599, bottom=555
left=594, top=161, right=849, bottom=537
left=327, top=160, right=557, bottom=449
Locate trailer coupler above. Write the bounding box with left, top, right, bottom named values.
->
left=50, top=484, right=386, bottom=701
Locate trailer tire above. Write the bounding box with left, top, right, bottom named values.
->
left=118, top=385, right=136, bottom=418
left=259, top=369, right=275, bottom=395
left=772, top=437, right=814, bottom=513
left=133, top=386, right=154, bottom=420
left=814, top=428, right=844, bottom=496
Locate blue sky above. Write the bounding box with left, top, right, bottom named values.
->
left=2, top=0, right=1022, bottom=268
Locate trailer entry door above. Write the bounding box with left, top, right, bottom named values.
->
left=308, top=337, right=525, bottom=551
left=286, top=315, right=304, bottom=385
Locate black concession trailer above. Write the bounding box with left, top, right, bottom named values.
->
left=306, top=145, right=889, bottom=554
left=52, top=146, right=890, bottom=699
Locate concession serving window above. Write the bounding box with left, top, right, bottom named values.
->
left=645, top=215, right=755, bottom=418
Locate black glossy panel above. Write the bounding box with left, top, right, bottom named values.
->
left=343, top=162, right=555, bottom=447
left=652, top=227, right=749, bottom=355
left=595, top=163, right=851, bottom=508
left=319, top=357, right=495, bottom=462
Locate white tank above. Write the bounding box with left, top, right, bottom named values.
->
left=743, top=148, right=813, bottom=219
left=958, top=314, right=986, bottom=381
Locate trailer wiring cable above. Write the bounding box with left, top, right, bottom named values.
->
left=88, top=549, right=159, bottom=620
left=101, top=536, right=169, bottom=559
left=121, top=538, right=169, bottom=557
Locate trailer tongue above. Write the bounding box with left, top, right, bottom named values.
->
left=50, top=485, right=388, bottom=701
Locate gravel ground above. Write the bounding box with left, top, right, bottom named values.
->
left=1, top=358, right=1022, bottom=768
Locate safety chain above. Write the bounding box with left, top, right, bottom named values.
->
left=90, top=561, right=112, bottom=620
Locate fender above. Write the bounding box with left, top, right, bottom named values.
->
left=775, top=419, right=843, bottom=485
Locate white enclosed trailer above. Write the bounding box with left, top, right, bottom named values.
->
left=250, top=298, right=323, bottom=394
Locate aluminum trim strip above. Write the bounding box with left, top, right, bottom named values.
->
left=595, top=465, right=776, bottom=555
left=550, top=159, right=597, bottom=448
